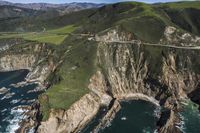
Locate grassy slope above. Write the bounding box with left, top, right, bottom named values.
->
left=0, top=8, right=95, bottom=32
left=0, top=25, right=77, bottom=45
left=81, top=1, right=200, bottom=42
left=161, top=1, right=200, bottom=9
left=39, top=37, right=98, bottom=120
left=116, top=3, right=167, bottom=42
left=81, top=2, right=169, bottom=43
left=158, top=1, right=200, bottom=36
left=47, top=38, right=97, bottom=109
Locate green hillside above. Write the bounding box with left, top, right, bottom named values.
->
left=0, top=25, right=77, bottom=45
left=160, top=1, right=200, bottom=9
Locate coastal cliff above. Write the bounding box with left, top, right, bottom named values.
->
left=0, top=54, right=36, bottom=71
left=0, top=41, right=57, bottom=84
left=37, top=71, right=112, bottom=133
left=0, top=2, right=200, bottom=132
left=98, top=27, right=200, bottom=132
left=0, top=26, right=198, bottom=133
left=35, top=26, right=200, bottom=133
left=38, top=93, right=102, bottom=133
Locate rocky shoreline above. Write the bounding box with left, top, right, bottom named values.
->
left=25, top=91, right=187, bottom=133
left=0, top=42, right=58, bottom=133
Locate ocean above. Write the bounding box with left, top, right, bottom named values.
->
left=0, top=70, right=42, bottom=133
left=101, top=100, right=158, bottom=133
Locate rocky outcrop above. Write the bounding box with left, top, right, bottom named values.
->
left=37, top=93, right=108, bottom=133
left=96, top=28, right=134, bottom=42
left=157, top=109, right=181, bottom=133
left=160, top=26, right=200, bottom=46
left=92, top=100, right=121, bottom=133
left=0, top=54, right=36, bottom=71
left=188, top=87, right=200, bottom=111
left=16, top=102, right=41, bottom=133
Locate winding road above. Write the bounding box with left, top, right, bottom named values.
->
left=95, top=40, right=200, bottom=50
left=71, top=33, right=200, bottom=50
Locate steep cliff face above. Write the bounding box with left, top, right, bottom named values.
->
left=0, top=54, right=36, bottom=71
left=0, top=42, right=57, bottom=84
left=96, top=28, right=200, bottom=132
left=37, top=71, right=112, bottom=133
left=38, top=93, right=102, bottom=133
left=97, top=43, right=149, bottom=97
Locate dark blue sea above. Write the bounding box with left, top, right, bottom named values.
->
left=101, top=100, right=158, bottom=133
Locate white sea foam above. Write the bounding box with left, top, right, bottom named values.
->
left=28, top=127, right=35, bottom=133
left=1, top=108, right=7, bottom=113
left=2, top=116, right=10, bottom=122
left=177, top=113, right=186, bottom=133
left=121, top=117, right=127, bottom=120
left=153, top=106, right=161, bottom=118
left=10, top=99, right=20, bottom=104
left=153, top=129, right=158, bottom=133
left=1, top=92, right=15, bottom=100
left=5, top=108, right=25, bottom=133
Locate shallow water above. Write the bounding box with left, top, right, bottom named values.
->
left=0, top=70, right=42, bottom=133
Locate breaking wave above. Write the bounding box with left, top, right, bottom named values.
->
left=5, top=108, right=25, bottom=133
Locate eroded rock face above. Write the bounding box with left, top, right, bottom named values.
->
left=0, top=54, right=36, bottom=71
left=88, top=71, right=113, bottom=106
left=0, top=43, right=56, bottom=84
left=38, top=93, right=102, bottom=133
left=97, top=43, right=150, bottom=97
left=94, top=28, right=200, bottom=132
left=96, top=27, right=134, bottom=42
left=160, top=26, right=200, bottom=46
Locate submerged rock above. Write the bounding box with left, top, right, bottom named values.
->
left=0, top=87, right=8, bottom=94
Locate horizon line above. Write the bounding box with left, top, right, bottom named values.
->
left=0, top=0, right=197, bottom=4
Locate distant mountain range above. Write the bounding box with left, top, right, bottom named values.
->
left=0, top=0, right=104, bottom=12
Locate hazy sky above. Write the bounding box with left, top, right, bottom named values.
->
left=2, top=0, right=197, bottom=4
